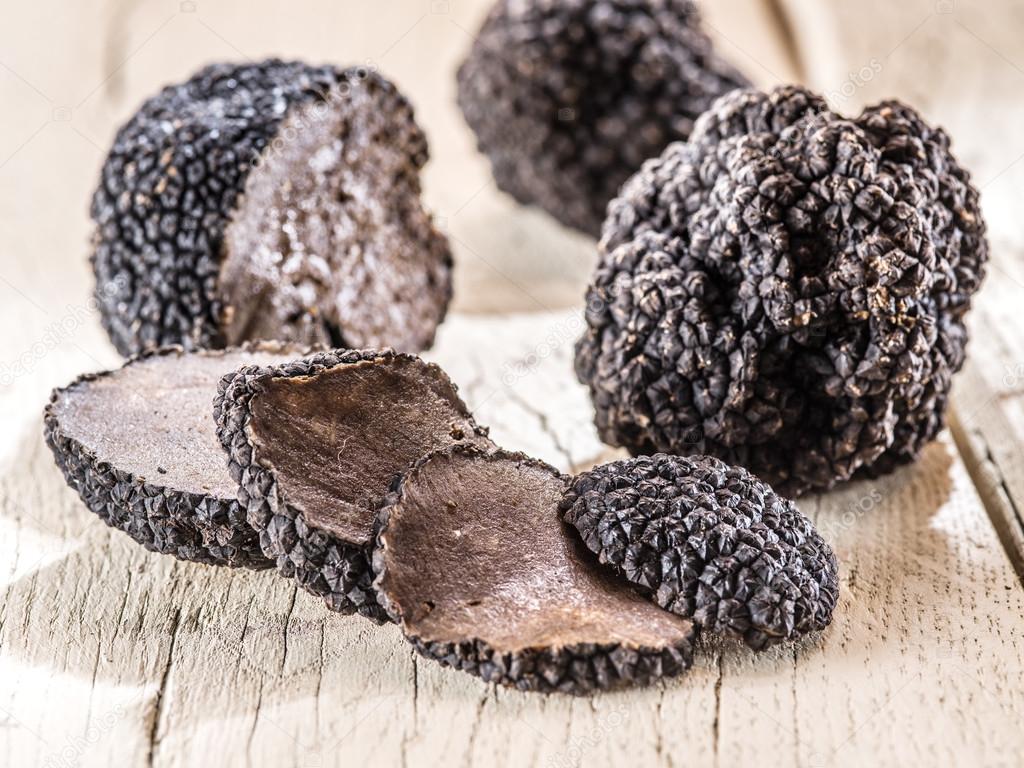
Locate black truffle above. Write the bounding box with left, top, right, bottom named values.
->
left=92, top=59, right=450, bottom=357
left=43, top=344, right=303, bottom=567
left=214, top=349, right=491, bottom=621
left=372, top=446, right=697, bottom=693
left=560, top=453, right=838, bottom=650
left=575, top=85, right=988, bottom=496
left=456, top=0, right=749, bottom=236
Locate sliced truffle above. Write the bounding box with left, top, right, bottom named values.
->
left=560, top=454, right=838, bottom=650
left=576, top=85, right=989, bottom=495
left=373, top=447, right=697, bottom=693
left=215, top=350, right=491, bottom=621
left=43, top=344, right=303, bottom=567
left=457, top=0, right=749, bottom=235
left=92, top=58, right=450, bottom=357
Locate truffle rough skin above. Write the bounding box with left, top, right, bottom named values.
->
left=43, top=344, right=303, bottom=568
left=92, top=58, right=450, bottom=357
left=373, top=446, right=696, bottom=694
left=576, top=85, right=989, bottom=495
left=214, top=349, right=491, bottom=621
left=560, top=453, right=839, bottom=650
left=457, top=0, right=749, bottom=236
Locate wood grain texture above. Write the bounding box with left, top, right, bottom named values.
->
left=1, top=1, right=1023, bottom=766
left=3, top=311, right=1024, bottom=768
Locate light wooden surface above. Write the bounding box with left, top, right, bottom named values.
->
left=1, top=1, right=1022, bottom=766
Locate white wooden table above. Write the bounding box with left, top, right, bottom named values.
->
left=1, top=1, right=1023, bottom=765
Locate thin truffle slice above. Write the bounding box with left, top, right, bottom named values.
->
left=560, top=454, right=839, bottom=650
left=92, top=59, right=450, bottom=357
left=373, top=447, right=697, bottom=694
left=215, top=350, right=491, bottom=621
left=44, top=344, right=303, bottom=567
left=457, top=0, right=749, bottom=235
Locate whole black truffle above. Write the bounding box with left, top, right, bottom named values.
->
left=43, top=344, right=303, bottom=567
left=214, top=349, right=491, bottom=621
left=373, top=446, right=697, bottom=693
left=92, top=59, right=450, bottom=357
left=575, top=85, right=988, bottom=495
left=457, top=0, right=749, bottom=236
left=560, top=453, right=839, bottom=650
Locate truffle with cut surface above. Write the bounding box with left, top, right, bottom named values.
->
left=92, top=58, right=450, bottom=357
left=373, top=446, right=697, bottom=693
left=215, top=349, right=491, bottom=621
left=457, top=0, right=749, bottom=235
left=44, top=344, right=303, bottom=567
left=560, top=453, right=839, bottom=650
left=576, top=85, right=988, bottom=495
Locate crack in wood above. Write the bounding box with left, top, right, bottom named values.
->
left=654, top=684, right=666, bottom=763
left=112, top=571, right=132, bottom=644
left=84, top=630, right=103, bottom=739
left=791, top=646, right=801, bottom=768
left=245, top=680, right=264, bottom=766
left=400, top=649, right=419, bottom=768
left=505, top=389, right=576, bottom=471
left=712, top=652, right=723, bottom=768
left=949, top=408, right=1024, bottom=584
left=145, top=607, right=181, bottom=768
left=280, top=585, right=298, bottom=675
left=462, top=688, right=489, bottom=767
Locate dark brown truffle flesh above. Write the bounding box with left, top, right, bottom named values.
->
left=92, top=59, right=450, bottom=357
left=215, top=349, right=491, bottom=620
left=560, top=454, right=839, bottom=650
left=44, top=344, right=302, bottom=567
left=373, top=447, right=697, bottom=693
left=457, top=0, right=749, bottom=235
left=575, top=85, right=989, bottom=496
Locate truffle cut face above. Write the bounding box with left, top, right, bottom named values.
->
left=576, top=85, right=989, bottom=495
left=220, top=89, right=449, bottom=352
left=91, top=59, right=450, bottom=357
left=457, top=0, right=749, bottom=235
left=560, top=454, right=839, bottom=650
left=215, top=349, right=491, bottom=620
left=373, top=448, right=696, bottom=693
left=44, top=345, right=301, bottom=567
left=247, top=356, right=487, bottom=545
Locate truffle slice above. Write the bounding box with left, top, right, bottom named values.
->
left=560, top=454, right=839, bottom=650
left=215, top=350, right=491, bottom=621
left=576, top=85, right=988, bottom=495
left=373, top=447, right=697, bottom=693
left=44, top=344, right=303, bottom=567
left=92, top=59, right=450, bottom=357
left=457, top=0, right=749, bottom=235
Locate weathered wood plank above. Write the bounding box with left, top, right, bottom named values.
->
left=949, top=249, right=1024, bottom=581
